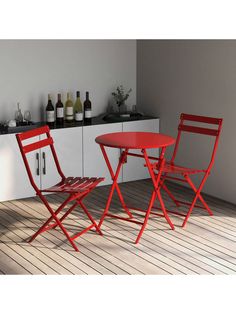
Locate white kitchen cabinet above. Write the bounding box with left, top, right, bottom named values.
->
left=122, top=119, right=159, bottom=182
left=0, top=127, right=83, bottom=201
left=0, top=134, right=40, bottom=201
left=0, top=117, right=159, bottom=202
left=40, top=127, right=83, bottom=190
left=83, top=123, right=122, bottom=185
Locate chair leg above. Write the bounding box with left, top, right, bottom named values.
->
left=53, top=191, right=90, bottom=228
left=182, top=192, right=199, bottom=228
left=78, top=200, right=102, bottom=235
left=29, top=194, right=72, bottom=242
left=51, top=194, right=102, bottom=237
left=182, top=174, right=212, bottom=227
left=53, top=202, right=78, bottom=228
left=185, top=174, right=213, bottom=216
left=29, top=194, right=79, bottom=251
left=161, top=182, right=181, bottom=207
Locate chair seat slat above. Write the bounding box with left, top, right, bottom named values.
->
left=161, top=162, right=206, bottom=174
left=41, top=176, right=104, bottom=193
left=71, top=177, right=96, bottom=190
left=64, top=178, right=97, bottom=191
left=41, top=177, right=76, bottom=192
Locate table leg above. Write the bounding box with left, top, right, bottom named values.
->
left=142, top=148, right=175, bottom=230
left=98, top=145, right=132, bottom=229
left=135, top=190, right=157, bottom=244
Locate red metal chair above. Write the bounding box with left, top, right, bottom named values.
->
left=16, top=125, right=104, bottom=251
left=152, top=113, right=223, bottom=227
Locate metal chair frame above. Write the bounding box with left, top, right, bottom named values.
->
left=16, top=125, right=104, bottom=251
left=154, top=113, right=223, bottom=227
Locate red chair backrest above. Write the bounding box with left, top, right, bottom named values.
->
left=171, top=113, right=223, bottom=170
left=178, top=113, right=222, bottom=136
left=16, top=125, right=65, bottom=192
left=17, top=125, right=54, bottom=153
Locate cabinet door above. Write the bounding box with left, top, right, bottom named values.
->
left=0, top=134, right=40, bottom=201
left=40, top=127, right=83, bottom=190
left=122, top=119, right=159, bottom=182
left=83, top=123, right=122, bottom=185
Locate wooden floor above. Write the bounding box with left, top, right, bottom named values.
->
left=0, top=179, right=235, bottom=275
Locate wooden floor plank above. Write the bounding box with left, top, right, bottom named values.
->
left=66, top=194, right=208, bottom=273
left=30, top=193, right=144, bottom=275
left=50, top=194, right=173, bottom=274
left=0, top=179, right=235, bottom=275
left=0, top=201, right=93, bottom=274
left=29, top=194, right=165, bottom=274
left=95, top=183, right=234, bottom=271
left=48, top=194, right=148, bottom=275
left=43, top=181, right=236, bottom=274
left=14, top=199, right=121, bottom=275
left=3, top=201, right=103, bottom=275
left=86, top=192, right=224, bottom=274
left=74, top=193, right=199, bottom=274
left=0, top=235, right=45, bottom=275
left=123, top=183, right=236, bottom=271
left=0, top=210, right=60, bottom=274
left=130, top=181, right=236, bottom=249
left=0, top=249, right=30, bottom=274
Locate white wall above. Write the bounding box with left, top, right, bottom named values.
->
left=0, top=40, right=136, bottom=122
left=137, top=40, right=236, bottom=204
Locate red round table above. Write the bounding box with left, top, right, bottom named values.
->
left=95, top=131, right=175, bottom=244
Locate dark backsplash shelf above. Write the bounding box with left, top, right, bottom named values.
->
left=0, top=114, right=158, bottom=135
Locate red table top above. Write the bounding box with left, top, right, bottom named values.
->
left=95, top=132, right=175, bottom=149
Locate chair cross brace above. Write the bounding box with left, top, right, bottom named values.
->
left=30, top=190, right=102, bottom=251
left=159, top=171, right=213, bottom=227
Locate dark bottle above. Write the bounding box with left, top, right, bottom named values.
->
left=46, top=94, right=55, bottom=126
left=84, top=91, right=92, bottom=122
left=56, top=93, right=64, bottom=125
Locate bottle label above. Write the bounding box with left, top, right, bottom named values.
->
left=57, top=107, right=64, bottom=118
left=85, top=110, right=92, bottom=118
left=46, top=111, right=55, bottom=122
left=75, top=112, right=83, bottom=121
left=66, top=107, right=73, bottom=116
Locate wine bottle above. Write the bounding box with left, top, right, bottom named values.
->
left=84, top=91, right=92, bottom=122
left=65, top=92, right=74, bottom=122
left=46, top=94, right=55, bottom=126
left=56, top=93, right=64, bottom=125
left=74, top=91, right=83, bottom=121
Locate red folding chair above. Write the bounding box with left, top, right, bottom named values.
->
left=16, top=125, right=104, bottom=251
left=152, top=113, right=223, bottom=227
